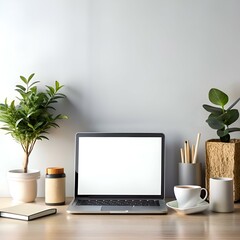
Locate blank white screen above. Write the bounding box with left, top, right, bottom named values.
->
left=77, top=137, right=162, bottom=195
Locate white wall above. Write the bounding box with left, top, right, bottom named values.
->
left=0, top=0, right=240, bottom=197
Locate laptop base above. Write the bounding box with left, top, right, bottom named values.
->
left=67, top=198, right=168, bottom=214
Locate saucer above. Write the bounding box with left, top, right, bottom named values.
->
left=166, top=200, right=209, bottom=215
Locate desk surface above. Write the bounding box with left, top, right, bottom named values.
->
left=0, top=198, right=240, bottom=240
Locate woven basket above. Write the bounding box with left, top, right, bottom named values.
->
left=205, top=139, right=240, bottom=201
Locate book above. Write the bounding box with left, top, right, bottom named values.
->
left=0, top=203, right=57, bottom=221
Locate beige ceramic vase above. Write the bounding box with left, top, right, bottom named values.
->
left=7, top=169, right=40, bottom=202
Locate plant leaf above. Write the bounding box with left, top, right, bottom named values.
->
left=222, top=109, right=239, bottom=126
left=20, top=76, right=28, bottom=84
left=206, top=115, right=225, bottom=130
left=15, top=85, right=26, bottom=91
left=217, top=127, right=240, bottom=138
left=217, top=129, right=229, bottom=137
left=15, top=118, right=24, bottom=127
left=56, top=114, right=68, bottom=119
left=55, top=81, right=63, bottom=91
left=202, top=104, right=223, bottom=114
left=209, top=88, right=228, bottom=107
left=27, top=123, right=35, bottom=130
left=37, top=135, right=49, bottom=140
left=28, top=81, right=40, bottom=89
left=27, top=73, right=35, bottom=83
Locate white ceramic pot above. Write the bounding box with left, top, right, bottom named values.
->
left=7, top=169, right=40, bottom=202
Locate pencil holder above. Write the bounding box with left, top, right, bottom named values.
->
left=45, top=167, right=66, bottom=205
left=178, top=163, right=202, bottom=186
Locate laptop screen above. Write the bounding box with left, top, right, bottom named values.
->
left=75, top=133, right=165, bottom=197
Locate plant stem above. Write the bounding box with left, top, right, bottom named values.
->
left=23, top=151, right=29, bottom=173
left=21, top=140, right=36, bottom=172
left=227, top=97, right=240, bottom=110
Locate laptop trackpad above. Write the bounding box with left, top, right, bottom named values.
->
left=101, top=206, right=132, bottom=212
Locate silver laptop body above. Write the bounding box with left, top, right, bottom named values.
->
left=67, top=132, right=167, bottom=214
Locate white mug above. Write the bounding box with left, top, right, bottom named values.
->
left=210, top=177, right=234, bottom=212
left=174, top=185, right=208, bottom=209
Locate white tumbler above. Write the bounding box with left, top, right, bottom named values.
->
left=210, top=177, right=234, bottom=213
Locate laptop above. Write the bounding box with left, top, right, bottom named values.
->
left=67, top=132, right=167, bottom=214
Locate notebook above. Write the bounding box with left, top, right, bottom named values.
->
left=0, top=203, right=57, bottom=221
left=67, top=132, right=167, bottom=214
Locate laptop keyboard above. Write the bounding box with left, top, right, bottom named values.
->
left=77, top=199, right=160, bottom=206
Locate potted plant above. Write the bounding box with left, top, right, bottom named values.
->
left=203, top=88, right=240, bottom=201
left=0, top=73, right=67, bottom=202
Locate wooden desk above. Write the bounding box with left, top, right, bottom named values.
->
left=0, top=198, right=240, bottom=240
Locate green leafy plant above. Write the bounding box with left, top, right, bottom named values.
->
left=203, top=88, right=240, bottom=142
left=0, top=73, right=68, bottom=172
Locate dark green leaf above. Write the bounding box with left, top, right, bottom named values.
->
left=46, top=86, right=55, bottom=94
left=49, top=100, right=58, bottom=104
left=217, top=129, right=228, bottom=137
left=28, top=81, right=40, bottom=89
left=49, top=122, right=59, bottom=128
left=222, top=109, right=239, bottom=126
left=15, top=89, right=26, bottom=97
left=51, top=96, right=65, bottom=100
left=206, top=115, right=225, bottom=130
left=0, top=127, right=12, bottom=131
left=37, top=135, right=49, bottom=140
left=15, top=85, right=26, bottom=91
left=217, top=127, right=240, bottom=141
left=202, top=104, right=223, bottom=115
left=46, top=106, right=56, bottom=110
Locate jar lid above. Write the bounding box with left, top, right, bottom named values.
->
left=46, top=167, right=64, bottom=175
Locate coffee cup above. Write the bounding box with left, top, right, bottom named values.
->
left=174, top=185, right=208, bottom=209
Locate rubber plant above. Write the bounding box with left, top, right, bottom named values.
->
left=0, top=73, right=68, bottom=172
left=203, top=88, right=240, bottom=142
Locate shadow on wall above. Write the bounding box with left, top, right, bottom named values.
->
left=60, top=84, right=92, bottom=135
left=165, top=135, right=181, bottom=198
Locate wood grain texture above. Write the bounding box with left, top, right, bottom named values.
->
left=0, top=198, right=240, bottom=240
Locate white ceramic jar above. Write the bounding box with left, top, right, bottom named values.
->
left=210, top=177, right=234, bottom=213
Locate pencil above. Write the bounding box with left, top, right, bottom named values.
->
left=180, top=148, right=184, bottom=163
left=186, top=141, right=190, bottom=163
left=191, top=145, right=195, bottom=163
left=184, top=141, right=188, bottom=163
left=193, top=133, right=201, bottom=164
